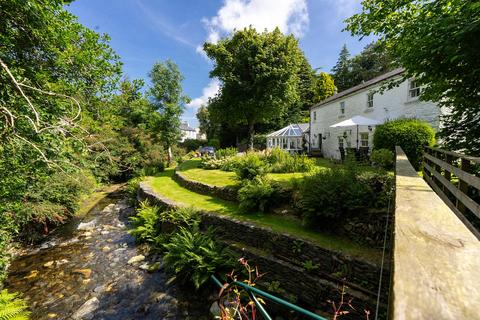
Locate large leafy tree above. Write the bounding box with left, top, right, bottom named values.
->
left=204, top=27, right=304, bottom=149
left=281, top=57, right=336, bottom=125
left=148, top=60, right=189, bottom=163
left=346, top=0, right=480, bottom=154
left=0, top=0, right=121, bottom=210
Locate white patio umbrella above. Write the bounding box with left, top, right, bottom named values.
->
left=330, top=115, right=382, bottom=149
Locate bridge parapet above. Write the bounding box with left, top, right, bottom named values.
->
left=392, top=146, right=480, bottom=319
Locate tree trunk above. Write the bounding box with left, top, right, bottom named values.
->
left=248, top=122, right=255, bottom=151
left=167, top=146, right=173, bottom=166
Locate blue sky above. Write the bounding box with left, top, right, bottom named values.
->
left=67, top=0, right=372, bottom=128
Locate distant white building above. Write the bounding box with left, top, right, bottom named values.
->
left=180, top=122, right=196, bottom=142
left=266, top=123, right=309, bottom=152
left=309, top=68, right=443, bottom=159
left=195, top=128, right=206, bottom=141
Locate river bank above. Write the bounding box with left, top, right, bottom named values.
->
left=5, top=188, right=211, bottom=320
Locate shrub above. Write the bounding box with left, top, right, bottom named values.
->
left=238, top=177, right=278, bottom=212
left=218, top=156, right=242, bottom=171
left=357, top=171, right=394, bottom=209
left=296, top=168, right=374, bottom=226
left=269, top=154, right=315, bottom=173
left=0, top=229, right=11, bottom=284
left=159, top=207, right=199, bottom=226
left=207, top=138, right=220, bottom=149
left=234, top=153, right=266, bottom=180
left=129, top=201, right=160, bottom=244
left=126, top=176, right=144, bottom=204
left=215, top=147, right=237, bottom=159
left=370, top=149, right=395, bottom=170
left=266, top=147, right=290, bottom=165
left=373, top=118, right=435, bottom=169
left=0, top=289, right=30, bottom=320
left=200, top=157, right=228, bottom=170
left=163, top=224, right=233, bottom=289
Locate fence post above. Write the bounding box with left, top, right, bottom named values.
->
left=457, top=158, right=472, bottom=214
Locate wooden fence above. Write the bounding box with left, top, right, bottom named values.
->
left=393, top=146, right=480, bottom=319
left=423, top=146, right=480, bottom=236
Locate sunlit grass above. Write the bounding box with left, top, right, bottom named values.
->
left=147, top=169, right=382, bottom=263
left=177, top=158, right=335, bottom=188
left=178, top=159, right=236, bottom=187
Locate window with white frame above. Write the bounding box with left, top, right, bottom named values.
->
left=340, top=101, right=345, bottom=115
left=360, top=132, right=369, bottom=147
left=367, top=92, right=374, bottom=108
left=409, top=80, right=421, bottom=98
left=313, top=111, right=317, bottom=122
left=338, top=136, right=344, bottom=149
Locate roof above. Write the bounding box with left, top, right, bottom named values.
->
left=311, top=68, right=404, bottom=109
left=267, top=123, right=309, bottom=137
left=180, top=122, right=195, bottom=131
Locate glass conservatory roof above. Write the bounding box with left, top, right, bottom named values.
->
left=267, top=123, right=309, bottom=138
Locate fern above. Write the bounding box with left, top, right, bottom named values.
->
left=0, top=289, right=30, bottom=320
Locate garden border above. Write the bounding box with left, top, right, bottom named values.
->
left=137, top=181, right=388, bottom=315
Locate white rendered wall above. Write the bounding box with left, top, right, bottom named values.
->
left=310, top=77, right=442, bottom=159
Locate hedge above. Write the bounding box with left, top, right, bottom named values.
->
left=373, top=118, right=435, bottom=169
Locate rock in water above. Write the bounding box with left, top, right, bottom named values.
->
left=77, top=219, right=97, bottom=231
left=127, top=255, right=145, bottom=265
left=71, top=297, right=99, bottom=320
left=73, top=268, right=92, bottom=278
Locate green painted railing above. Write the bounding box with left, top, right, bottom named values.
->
left=211, top=275, right=327, bottom=320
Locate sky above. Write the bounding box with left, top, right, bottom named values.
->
left=67, top=0, right=373, bottom=128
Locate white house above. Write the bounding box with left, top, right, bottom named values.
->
left=180, top=122, right=196, bottom=142
left=309, top=68, right=442, bottom=159
left=266, top=123, right=309, bottom=152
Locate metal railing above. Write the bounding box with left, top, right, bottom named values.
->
left=211, top=275, right=327, bottom=320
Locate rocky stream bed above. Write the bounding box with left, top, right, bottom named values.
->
left=5, top=191, right=212, bottom=320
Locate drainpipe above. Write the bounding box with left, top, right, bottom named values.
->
left=309, top=110, right=312, bottom=153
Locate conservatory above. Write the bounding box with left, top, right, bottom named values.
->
left=266, top=123, right=309, bottom=152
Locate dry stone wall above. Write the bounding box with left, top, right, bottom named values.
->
left=137, top=182, right=388, bottom=318
left=173, top=169, right=238, bottom=202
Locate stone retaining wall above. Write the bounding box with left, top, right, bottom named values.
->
left=137, top=182, right=388, bottom=317
left=173, top=169, right=238, bottom=202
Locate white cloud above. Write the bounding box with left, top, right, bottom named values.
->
left=200, top=0, right=309, bottom=48
left=191, top=1, right=308, bottom=112
left=186, top=79, right=221, bottom=110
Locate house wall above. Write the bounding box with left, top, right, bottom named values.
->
left=310, top=76, right=442, bottom=160
left=180, top=129, right=196, bottom=142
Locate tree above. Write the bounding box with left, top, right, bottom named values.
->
left=346, top=0, right=480, bottom=154
left=204, top=27, right=304, bottom=149
left=148, top=60, right=189, bottom=163
left=331, top=44, right=353, bottom=92
left=349, top=42, right=394, bottom=86
left=196, top=105, right=216, bottom=139
left=331, top=42, right=394, bottom=92
left=0, top=0, right=122, bottom=279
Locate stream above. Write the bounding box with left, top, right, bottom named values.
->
left=5, top=189, right=211, bottom=320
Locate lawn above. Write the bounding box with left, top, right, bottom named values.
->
left=178, top=159, right=236, bottom=187
left=147, top=168, right=382, bottom=263
left=177, top=157, right=335, bottom=188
